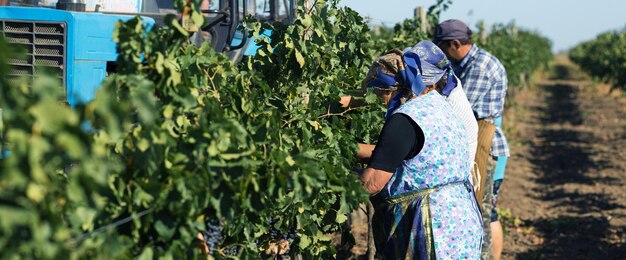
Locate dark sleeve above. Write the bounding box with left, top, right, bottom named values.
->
left=368, top=113, right=425, bottom=172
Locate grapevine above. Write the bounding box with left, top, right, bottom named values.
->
left=476, top=22, right=553, bottom=88
left=570, top=27, right=626, bottom=91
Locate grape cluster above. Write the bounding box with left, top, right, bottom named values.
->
left=222, top=245, right=239, bottom=256
left=280, top=231, right=297, bottom=241
left=266, top=217, right=297, bottom=256
left=267, top=218, right=297, bottom=240
left=201, top=218, right=223, bottom=254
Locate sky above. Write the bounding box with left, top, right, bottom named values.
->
left=340, top=0, right=626, bottom=53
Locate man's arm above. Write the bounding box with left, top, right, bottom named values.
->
left=483, top=68, right=507, bottom=119
left=469, top=58, right=508, bottom=119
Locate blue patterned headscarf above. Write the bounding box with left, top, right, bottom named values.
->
left=364, top=49, right=427, bottom=119
left=406, top=40, right=458, bottom=96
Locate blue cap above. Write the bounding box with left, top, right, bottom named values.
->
left=433, top=19, right=472, bottom=44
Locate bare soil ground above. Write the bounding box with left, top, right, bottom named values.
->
left=498, top=57, right=626, bottom=259
left=340, top=56, right=626, bottom=259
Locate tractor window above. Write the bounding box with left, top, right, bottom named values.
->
left=253, top=0, right=293, bottom=22
left=145, top=0, right=217, bottom=14
left=253, top=0, right=270, bottom=19
left=276, top=0, right=291, bottom=20
left=203, top=0, right=218, bottom=11
left=38, top=0, right=57, bottom=7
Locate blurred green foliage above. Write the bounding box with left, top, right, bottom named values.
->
left=570, top=27, right=626, bottom=91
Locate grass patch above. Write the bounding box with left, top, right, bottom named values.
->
left=497, top=208, right=533, bottom=236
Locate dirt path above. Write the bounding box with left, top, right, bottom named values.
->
left=499, top=57, right=626, bottom=259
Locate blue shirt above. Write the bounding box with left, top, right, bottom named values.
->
left=453, top=44, right=510, bottom=157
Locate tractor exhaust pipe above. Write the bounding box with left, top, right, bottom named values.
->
left=56, top=0, right=86, bottom=11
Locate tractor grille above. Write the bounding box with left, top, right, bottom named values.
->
left=1, top=20, right=66, bottom=86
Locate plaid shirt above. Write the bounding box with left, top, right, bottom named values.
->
left=453, top=44, right=510, bottom=157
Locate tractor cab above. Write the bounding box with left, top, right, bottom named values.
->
left=0, top=0, right=297, bottom=106
left=188, top=0, right=297, bottom=60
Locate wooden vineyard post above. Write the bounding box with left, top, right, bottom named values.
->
left=415, top=6, right=429, bottom=33
left=367, top=201, right=376, bottom=260
left=520, top=73, right=527, bottom=89
left=480, top=22, right=488, bottom=44
left=373, top=25, right=381, bottom=37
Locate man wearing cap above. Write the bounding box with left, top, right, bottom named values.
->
left=433, top=19, right=510, bottom=260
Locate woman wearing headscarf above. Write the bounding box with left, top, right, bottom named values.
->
left=345, top=42, right=478, bottom=189
left=357, top=41, right=483, bottom=259
left=407, top=41, right=478, bottom=172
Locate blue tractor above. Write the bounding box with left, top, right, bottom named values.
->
left=0, top=0, right=297, bottom=159
left=0, top=0, right=296, bottom=105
